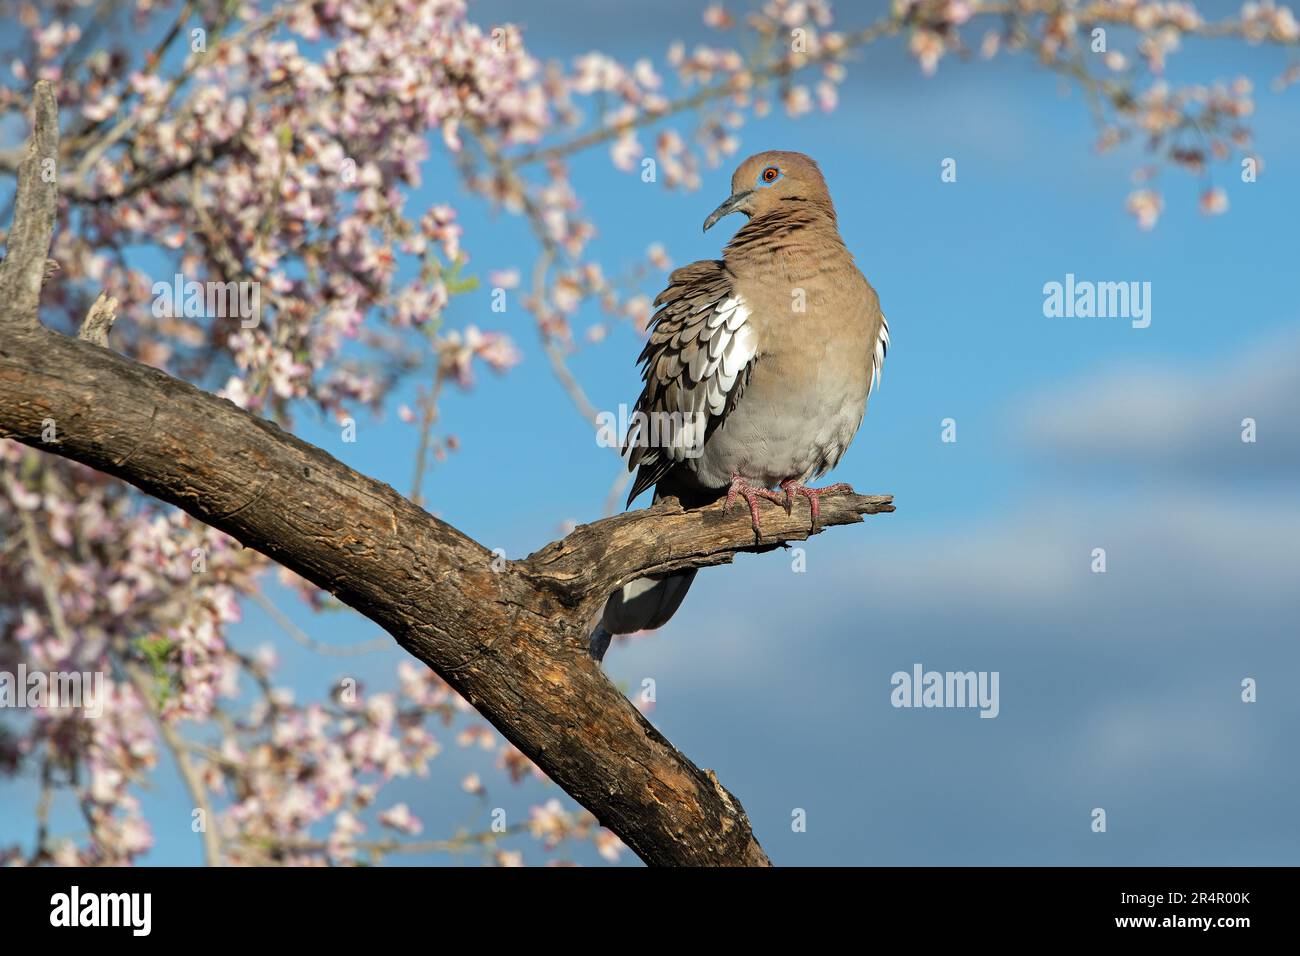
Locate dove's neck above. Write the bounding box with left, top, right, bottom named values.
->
left=724, top=203, right=849, bottom=282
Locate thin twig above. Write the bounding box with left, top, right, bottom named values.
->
left=117, top=658, right=225, bottom=867
left=409, top=373, right=446, bottom=507
left=248, top=589, right=391, bottom=657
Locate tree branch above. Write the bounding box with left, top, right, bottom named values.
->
left=0, top=84, right=893, bottom=868
left=523, top=491, right=894, bottom=604
left=0, top=81, right=59, bottom=325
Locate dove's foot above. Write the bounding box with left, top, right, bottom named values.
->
left=724, top=474, right=786, bottom=536
left=777, top=479, right=854, bottom=527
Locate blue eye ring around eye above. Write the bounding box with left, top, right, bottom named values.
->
left=755, top=166, right=783, bottom=187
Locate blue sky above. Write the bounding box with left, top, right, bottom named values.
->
left=4, top=0, right=1299, bottom=866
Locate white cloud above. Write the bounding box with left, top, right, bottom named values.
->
left=1018, top=325, right=1300, bottom=477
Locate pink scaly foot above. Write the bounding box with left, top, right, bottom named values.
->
left=777, top=479, right=854, bottom=528
left=724, top=473, right=786, bottom=537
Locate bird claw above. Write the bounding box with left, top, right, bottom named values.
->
left=725, top=475, right=854, bottom=535
left=778, top=480, right=854, bottom=529
left=724, top=474, right=785, bottom=537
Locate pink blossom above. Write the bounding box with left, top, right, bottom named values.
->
left=378, top=803, right=423, bottom=836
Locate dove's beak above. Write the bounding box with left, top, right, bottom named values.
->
left=703, top=189, right=753, bottom=232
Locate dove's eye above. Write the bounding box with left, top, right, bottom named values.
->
left=761, top=166, right=779, bottom=183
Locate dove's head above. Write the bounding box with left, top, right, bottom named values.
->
left=702, top=150, right=833, bottom=232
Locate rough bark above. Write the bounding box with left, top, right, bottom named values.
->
left=0, top=81, right=893, bottom=866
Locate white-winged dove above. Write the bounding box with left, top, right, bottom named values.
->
left=591, top=150, right=889, bottom=660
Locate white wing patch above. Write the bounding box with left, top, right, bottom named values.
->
left=871, top=312, right=890, bottom=393
left=661, top=295, right=756, bottom=462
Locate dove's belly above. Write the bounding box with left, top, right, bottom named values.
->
left=687, top=342, right=871, bottom=490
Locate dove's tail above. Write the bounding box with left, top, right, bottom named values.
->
left=587, top=474, right=712, bottom=661
left=589, top=569, right=698, bottom=661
